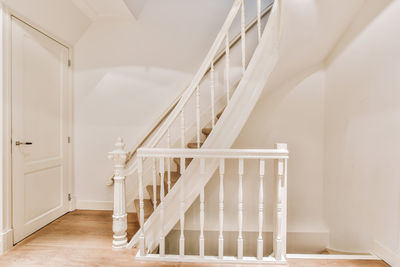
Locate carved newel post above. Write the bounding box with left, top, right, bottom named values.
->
left=108, top=137, right=128, bottom=249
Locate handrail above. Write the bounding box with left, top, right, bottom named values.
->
left=137, top=147, right=289, bottom=159
left=210, top=2, right=273, bottom=70
left=108, top=1, right=273, bottom=184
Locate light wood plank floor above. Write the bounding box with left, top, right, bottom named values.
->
left=0, top=210, right=389, bottom=267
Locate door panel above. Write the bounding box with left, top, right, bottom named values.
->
left=11, top=17, right=70, bottom=243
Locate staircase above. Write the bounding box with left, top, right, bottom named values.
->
left=108, top=0, right=287, bottom=264
left=133, top=109, right=224, bottom=225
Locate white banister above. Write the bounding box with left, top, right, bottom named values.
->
left=218, top=159, right=225, bottom=259
left=179, top=171, right=185, bottom=257
left=108, top=137, right=128, bottom=250
left=273, top=143, right=287, bottom=261
left=257, top=159, right=265, bottom=260
left=159, top=158, right=165, bottom=257
left=134, top=145, right=289, bottom=264
left=210, top=62, right=215, bottom=128
left=167, top=129, right=171, bottom=192
left=180, top=110, right=185, bottom=175
left=199, top=158, right=205, bottom=258
left=257, top=0, right=261, bottom=41
left=152, top=158, right=157, bottom=209
left=225, top=33, right=230, bottom=103
left=241, top=0, right=246, bottom=74
left=237, top=158, right=244, bottom=259
left=137, top=156, right=145, bottom=256
left=196, top=85, right=201, bottom=148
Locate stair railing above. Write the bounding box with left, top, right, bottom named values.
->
left=134, top=144, right=288, bottom=263
left=108, top=0, right=273, bottom=250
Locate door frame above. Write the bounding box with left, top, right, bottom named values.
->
left=1, top=4, right=74, bottom=251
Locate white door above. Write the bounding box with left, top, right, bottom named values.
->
left=11, top=17, right=71, bottom=243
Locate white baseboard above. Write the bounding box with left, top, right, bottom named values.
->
left=373, top=240, right=400, bottom=267
left=0, top=229, right=13, bottom=254
left=75, top=200, right=134, bottom=212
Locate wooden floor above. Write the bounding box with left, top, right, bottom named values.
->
left=0, top=210, right=389, bottom=267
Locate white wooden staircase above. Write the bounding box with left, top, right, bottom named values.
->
left=108, top=0, right=288, bottom=264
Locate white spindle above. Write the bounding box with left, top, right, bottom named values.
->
left=273, top=143, right=287, bottom=261
left=152, top=158, right=157, bottom=209
left=257, top=0, right=261, bottom=42
left=241, top=0, right=246, bottom=74
left=138, top=156, right=145, bottom=256
left=159, top=158, right=165, bottom=257
left=108, top=138, right=128, bottom=250
left=218, top=159, right=225, bottom=259
left=210, top=62, right=215, bottom=128
left=225, top=33, right=230, bottom=103
left=257, top=159, right=265, bottom=260
left=199, top=158, right=205, bottom=258
left=237, top=158, right=244, bottom=259
left=167, top=129, right=171, bottom=192
left=179, top=161, right=185, bottom=257
left=196, top=85, right=201, bottom=148
left=180, top=110, right=185, bottom=175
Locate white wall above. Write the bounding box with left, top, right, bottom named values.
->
left=324, top=0, right=400, bottom=261
left=1, top=0, right=90, bottom=45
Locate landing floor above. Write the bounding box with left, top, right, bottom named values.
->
left=0, top=210, right=389, bottom=267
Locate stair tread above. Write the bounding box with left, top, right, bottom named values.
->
left=163, top=171, right=181, bottom=191
left=187, top=142, right=203, bottom=149
left=146, top=185, right=161, bottom=205
left=216, top=109, right=224, bottom=119
left=202, top=127, right=212, bottom=136
left=173, top=157, right=192, bottom=168
left=133, top=199, right=154, bottom=226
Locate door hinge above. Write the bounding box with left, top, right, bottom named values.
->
left=68, top=59, right=71, bottom=67
left=68, top=136, right=71, bottom=143
left=68, top=193, right=72, bottom=201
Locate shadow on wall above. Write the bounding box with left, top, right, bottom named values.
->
left=326, top=0, right=393, bottom=64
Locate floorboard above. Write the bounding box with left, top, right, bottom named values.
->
left=0, top=210, right=389, bottom=267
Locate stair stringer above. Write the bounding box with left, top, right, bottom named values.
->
left=127, top=0, right=283, bottom=251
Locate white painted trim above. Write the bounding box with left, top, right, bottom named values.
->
left=136, top=251, right=287, bottom=265
left=287, top=254, right=380, bottom=260
left=1, top=6, right=74, bottom=249
left=0, top=229, right=12, bottom=254
left=373, top=240, right=400, bottom=266
left=137, top=147, right=289, bottom=159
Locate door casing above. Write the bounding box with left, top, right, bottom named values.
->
left=1, top=6, right=74, bottom=249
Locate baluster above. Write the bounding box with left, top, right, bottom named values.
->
left=180, top=110, right=185, bottom=174
left=108, top=138, right=128, bottom=250
left=199, top=158, right=205, bottom=257
left=225, top=33, right=230, bottom=103
left=159, top=157, right=165, bottom=257
left=257, top=0, right=261, bottom=42
left=210, top=61, right=215, bottom=128
left=241, top=0, right=246, bottom=74
left=257, top=159, right=265, bottom=260
left=218, top=159, right=225, bottom=259
left=237, top=158, right=244, bottom=259
left=179, top=160, right=185, bottom=257
left=196, top=85, right=201, bottom=148
left=167, top=129, right=171, bottom=192
left=137, top=156, right=145, bottom=256
left=273, top=143, right=287, bottom=261
left=152, top=158, right=157, bottom=209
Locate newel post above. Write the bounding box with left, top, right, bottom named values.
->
left=273, top=143, right=287, bottom=261
left=108, top=137, right=128, bottom=249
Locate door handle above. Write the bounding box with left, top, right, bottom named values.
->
left=16, top=141, right=33, bottom=146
